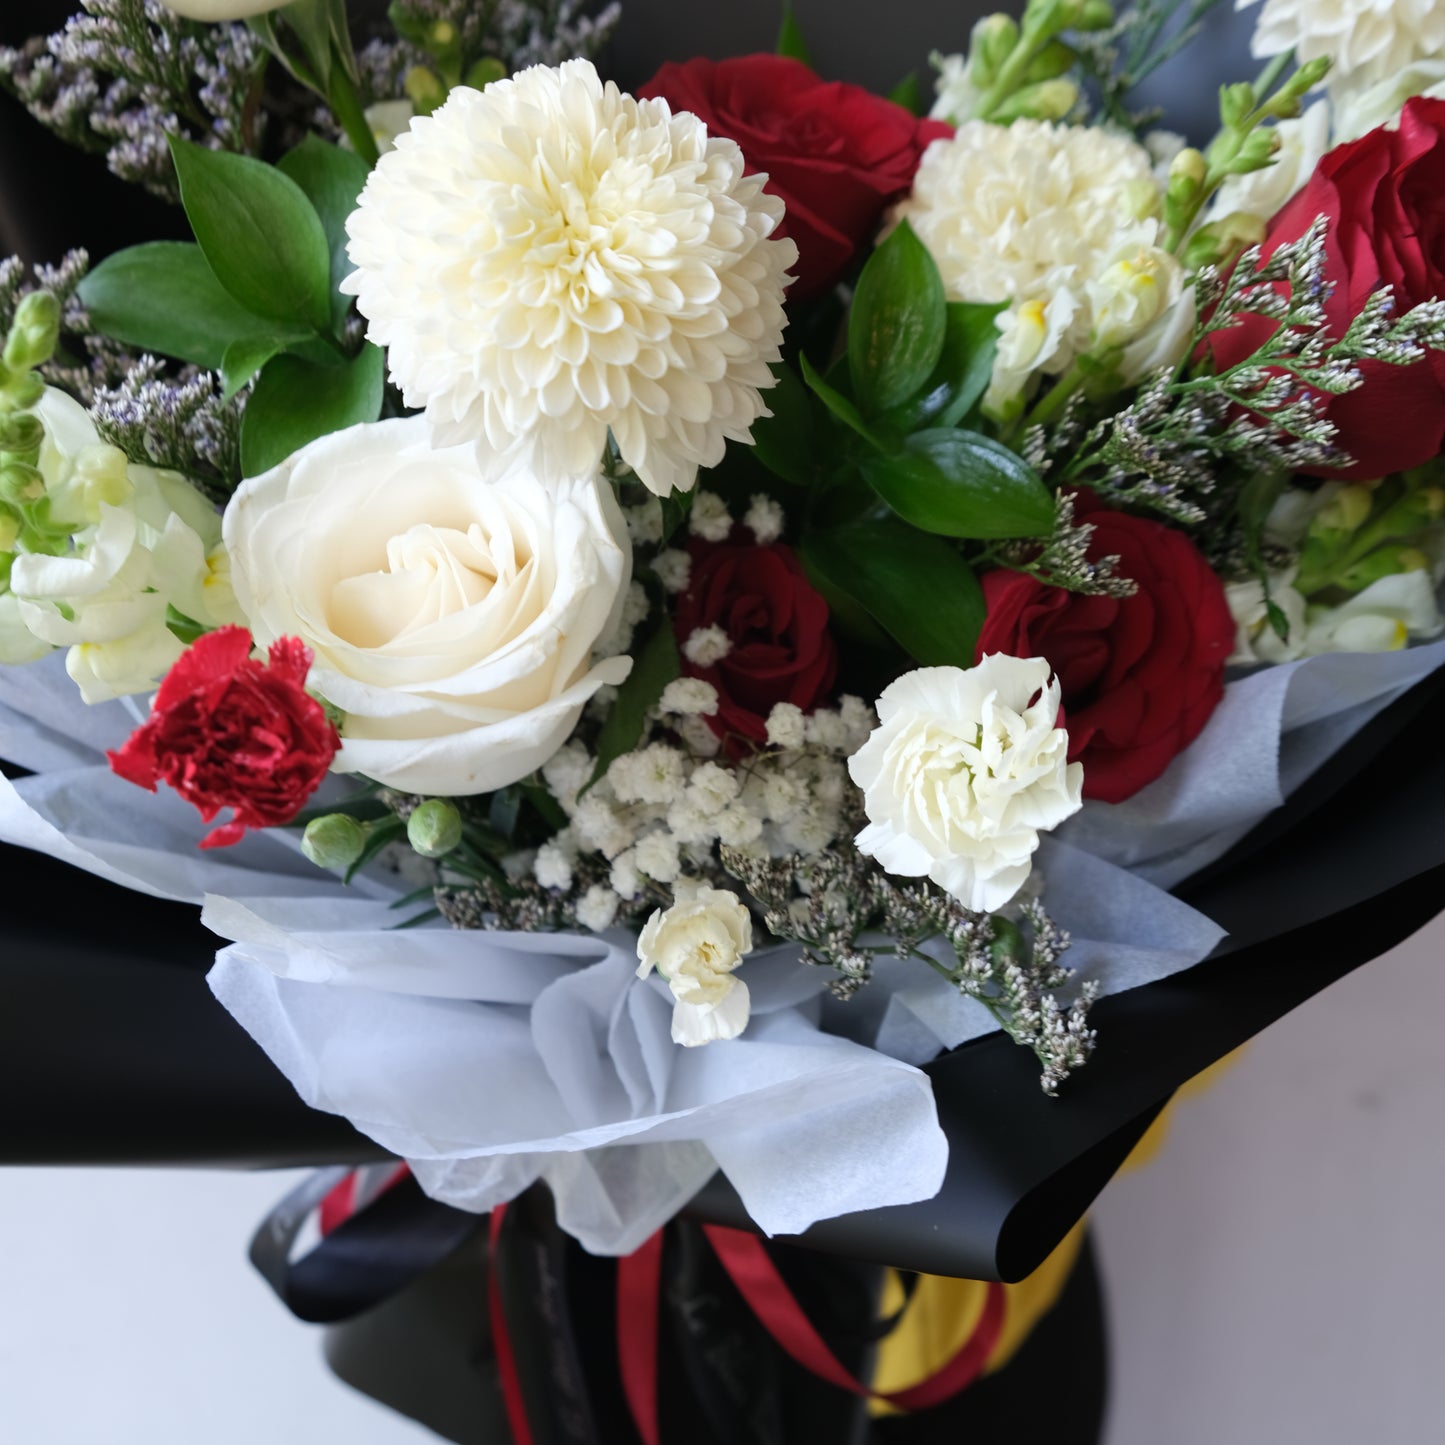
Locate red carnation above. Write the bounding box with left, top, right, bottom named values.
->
left=674, top=536, right=837, bottom=749
left=639, top=54, right=950, bottom=300
left=975, top=499, right=1235, bottom=804
left=108, top=626, right=339, bottom=848
left=1210, top=97, right=1445, bottom=480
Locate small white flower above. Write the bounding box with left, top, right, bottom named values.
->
left=804, top=707, right=850, bottom=752
left=576, top=884, right=621, bottom=932
left=716, top=805, right=764, bottom=848
left=653, top=548, right=692, bottom=594
left=657, top=677, right=719, bottom=717
left=761, top=773, right=806, bottom=823
left=634, top=829, right=682, bottom=883
left=764, top=701, right=806, bottom=749
left=608, top=742, right=686, bottom=805
left=929, top=51, right=982, bottom=124
left=542, top=740, right=593, bottom=809
left=534, top=840, right=575, bottom=892
left=837, top=695, right=877, bottom=753
left=688, top=490, right=733, bottom=542
left=573, top=792, right=635, bottom=858
left=610, top=848, right=642, bottom=900
left=636, top=881, right=754, bottom=1046
left=780, top=806, right=841, bottom=856
left=685, top=761, right=739, bottom=815
left=849, top=656, right=1084, bottom=913
left=1240, top=0, right=1445, bottom=93
left=623, top=499, right=665, bottom=546
left=343, top=61, right=796, bottom=497
left=683, top=625, right=732, bottom=667
left=666, top=798, right=721, bottom=846
left=743, top=494, right=785, bottom=544
left=676, top=714, right=723, bottom=758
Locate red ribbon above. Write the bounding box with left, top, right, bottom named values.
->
left=487, top=1205, right=535, bottom=1445
left=616, top=1231, right=664, bottom=1445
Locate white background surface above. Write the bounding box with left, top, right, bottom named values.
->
left=0, top=911, right=1441, bottom=1443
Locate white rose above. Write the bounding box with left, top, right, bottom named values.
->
left=1211, top=100, right=1331, bottom=225
left=156, top=0, right=285, bottom=19
left=222, top=415, right=632, bottom=796
left=636, top=881, right=754, bottom=1047
left=848, top=656, right=1083, bottom=913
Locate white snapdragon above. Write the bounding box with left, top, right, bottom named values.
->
left=1304, top=570, right=1443, bottom=653
left=849, top=657, right=1084, bottom=913
left=637, top=881, right=755, bottom=1046
left=657, top=677, right=719, bottom=717
left=688, top=490, right=733, bottom=543
left=929, top=51, right=982, bottom=124
left=1226, top=572, right=1311, bottom=664
left=764, top=702, right=807, bottom=749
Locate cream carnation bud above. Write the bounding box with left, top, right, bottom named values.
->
left=343, top=59, right=797, bottom=498
left=848, top=657, right=1084, bottom=913
left=636, top=881, right=754, bottom=1047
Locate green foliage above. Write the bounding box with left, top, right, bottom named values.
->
left=776, top=3, right=813, bottom=65
left=277, top=137, right=372, bottom=335
left=240, top=346, right=385, bottom=477
left=584, top=619, right=680, bottom=795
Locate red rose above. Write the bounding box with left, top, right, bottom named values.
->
left=109, top=626, right=339, bottom=848
left=674, top=537, right=837, bottom=747
left=975, top=501, right=1234, bottom=803
left=639, top=54, right=950, bottom=300
left=1210, top=97, right=1445, bottom=480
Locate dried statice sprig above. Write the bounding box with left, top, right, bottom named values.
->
left=0, top=250, right=138, bottom=403
left=0, top=0, right=265, bottom=201
left=356, top=0, right=622, bottom=105
left=1059, top=216, right=1445, bottom=552
left=993, top=491, right=1138, bottom=599
left=91, top=358, right=244, bottom=503
left=721, top=842, right=1097, bottom=1093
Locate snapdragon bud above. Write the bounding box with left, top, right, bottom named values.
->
left=4, top=292, right=60, bottom=373
left=1023, top=39, right=1076, bottom=82
left=0, top=505, right=19, bottom=553
left=1181, top=211, right=1267, bottom=270
left=0, top=411, right=44, bottom=456
left=0, top=461, right=44, bottom=505
left=1338, top=544, right=1431, bottom=593
left=0, top=371, right=45, bottom=412
left=1219, top=81, right=1256, bottom=131
left=969, top=14, right=1020, bottom=87
left=407, top=798, right=462, bottom=858
left=1313, top=484, right=1374, bottom=535
left=404, top=65, right=448, bottom=116
left=301, top=814, right=367, bottom=871
left=993, top=77, right=1078, bottom=122
left=464, top=57, right=507, bottom=89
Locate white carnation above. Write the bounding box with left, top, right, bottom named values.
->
left=636, top=881, right=754, bottom=1046
left=343, top=60, right=796, bottom=498
left=1240, top=0, right=1445, bottom=92
left=849, top=656, right=1084, bottom=913
left=891, top=121, right=1183, bottom=409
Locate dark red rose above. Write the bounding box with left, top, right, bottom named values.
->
left=109, top=626, right=339, bottom=848
left=1210, top=97, right=1445, bottom=481
left=639, top=54, right=951, bottom=300
left=975, top=500, right=1234, bottom=803
left=674, top=536, right=837, bottom=747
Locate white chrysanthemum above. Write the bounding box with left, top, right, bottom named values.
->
left=849, top=656, right=1084, bottom=913
left=343, top=60, right=797, bottom=498
left=891, top=121, right=1183, bottom=409
left=1240, top=0, right=1445, bottom=92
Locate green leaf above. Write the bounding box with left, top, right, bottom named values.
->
left=277, top=135, right=370, bottom=334
left=240, top=344, right=385, bottom=476
left=848, top=219, right=947, bottom=418
left=776, top=3, right=813, bottom=64
left=345, top=815, right=406, bottom=885
left=221, top=336, right=287, bottom=400
left=750, top=362, right=816, bottom=486
left=800, top=354, right=894, bottom=453
left=861, top=428, right=1055, bottom=539
left=164, top=604, right=209, bottom=647
left=884, top=302, right=1007, bottom=434
left=76, top=242, right=302, bottom=371
left=888, top=72, right=923, bottom=115
left=584, top=620, right=680, bottom=795
left=803, top=516, right=985, bottom=666
left=169, top=135, right=333, bottom=337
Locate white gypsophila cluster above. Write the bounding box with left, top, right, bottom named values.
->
left=890, top=120, right=1185, bottom=411
left=849, top=657, right=1083, bottom=914
left=1210, top=101, right=1331, bottom=228
left=531, top=693, right=876, bottom=930
left=343, top=59, right=797, bottom=498
left=929, top=51, right=982, bottom=124
left=0, top=387, right=239, bottom=701
left=1240, top=0, right=1445, bottom=95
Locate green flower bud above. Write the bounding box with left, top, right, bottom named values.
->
left=0, top=461, right=44, bottom=505
left=0, top=505, right=19, bottom=553
left=407, top=798, right=463, bottom=858
left=429, top=18, right=458, bottom=50
left=464, top=57, right=507, bottom=90
left=1219, top=81, right=1256, bottom=131
left=1292, top=56, right=1331, bottom=92
left=988, top=915, right=1027, bottom=970
left=1313, top=484, right=1374, bottom=535
left=1072, top=0, right=1114, bottom=31
left=1337, top=544, right=1430, bottom=593
left=4, top=291, right=60, bottom=373
left=969, top=13, right=1020, bottom=87
left=301, top=814, right=367, bottom=871
left=1023, top=38, right=1076, bottom=82
left=0, top=411, right=44, bottom=455
left=1181, top=212, right=1266, bottom=271
left=404, top=64, right=449, bottom=116
left=1168, top=146, right=1207, bottom=194
left=993, top=76, right=1078, bottom=122
left=0, top=371, right=45, bottom=412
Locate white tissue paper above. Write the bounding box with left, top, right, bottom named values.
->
left=1, top=638, right=1442, bottom=1250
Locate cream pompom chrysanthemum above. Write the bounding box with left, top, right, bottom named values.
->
left=1240, top=0, right=1445, bottom=94
left=891, top=120, right=1183, bottom=411
left=342, top=59, right=797, bottom=497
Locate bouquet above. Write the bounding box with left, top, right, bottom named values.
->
left=3, top=0, right=1445, bottom=1317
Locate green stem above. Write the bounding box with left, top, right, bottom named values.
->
left=327, top=59, right=380, bottom=167
left=1017, top=361, right=1088, bottom=437
left=970, top=24, right=1047, bottom=122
